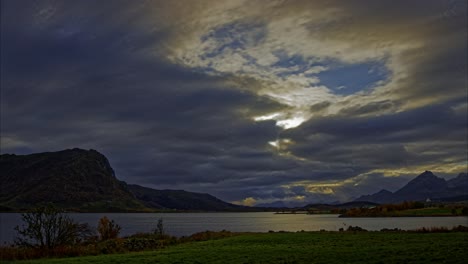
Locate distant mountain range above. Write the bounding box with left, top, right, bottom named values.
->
left=0, top=149, right=245, bottom=212
left=355, top=171, right=468, bottom=204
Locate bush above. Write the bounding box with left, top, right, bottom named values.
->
left=14, top=205, right=94, bottom=249
left=380, top=228, right=402, bottom=232
left=451, top=225, right=468, bottom=232
left=411, top=226, right=449, bottom=233
left=123, top=237, right=163, bottom=251
left=346, top=226, right=367, bottom=232
left=462, top=207, right=468, bottom=215
left=154, top=218, right=164, bottom=237
left=181, top=230, right=235, bottom=242
left=97, top=216, right=121, bottom=241
left=97, top=238, right=125, bottom=254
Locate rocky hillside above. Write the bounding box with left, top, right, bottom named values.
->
left=0, top=148, right=148, bottom=211
left=0, top=149, right=246, bottom=212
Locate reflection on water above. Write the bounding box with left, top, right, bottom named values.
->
left=1, top=212, right=467, bottom=244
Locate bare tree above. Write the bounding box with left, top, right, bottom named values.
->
left=14, top=204, right=94, bottom=249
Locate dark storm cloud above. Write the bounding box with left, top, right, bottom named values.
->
left=0, top=1, right=286, bottom=185
left=2, top=1, right=341, bottom=205
left=1, top=0, right=466, bottom=204
left=284, top=99, right=467, bottom=171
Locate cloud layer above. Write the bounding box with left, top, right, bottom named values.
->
left=1, top=0, right=466, bottom=205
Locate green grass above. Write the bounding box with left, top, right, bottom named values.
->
left=8, top=232, right=468, bottom=264
left=341, top=206, right=466, bottom=217
left=398, top=207, right=457, bottom=216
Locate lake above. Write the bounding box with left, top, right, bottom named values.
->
left=1, top=212, right=467, bottom=244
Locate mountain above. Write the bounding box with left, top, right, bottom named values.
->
left=255, top=200, right=305, bottom=208
left=353, top=189, right=393, bottom=204
left=392, top=171, right=448, bottom=201
left=304, top=201, right=379, bottom=210
left=447, top=173, right=468, bottom=188
left=0, top=149, right=245, bottom=212
left=128, top=184, right=247, bottom=211
left=0, top=148, right=146, bottom=211
left=355, top=171, right=468, bottom=204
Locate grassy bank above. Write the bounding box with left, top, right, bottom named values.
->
left=340, top=207, right=464, bottom=217
left=340, top=202, right=468, bottom=217
left=8, top=231, right=468, bottom=264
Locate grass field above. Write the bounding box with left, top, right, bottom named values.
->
left=8, top=231, right=468, bottom=264
left=398, top=207, right=458, bottom=216
left=340, top=205, right=468, bottom=217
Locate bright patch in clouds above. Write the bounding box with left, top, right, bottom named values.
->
left=268, top=141, right=279, bottom=148
left=276, top=116, right=306, bottom=129
left=234, top=197, right=257, bottom=206
left=255, top=113, right=306, bottom=129
left=253, top=113, right=280, bottom=121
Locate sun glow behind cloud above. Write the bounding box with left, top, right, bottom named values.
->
left=254, top=113, right=306, bottom=129
left=253, top=113, right=280, bottom=122
left=276, top=116, right=306, bottom=129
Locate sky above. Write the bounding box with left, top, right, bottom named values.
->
left=1, top=0, right=467, bottom=206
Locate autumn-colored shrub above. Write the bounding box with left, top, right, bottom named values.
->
left=97, top=216, right=121, bottom=241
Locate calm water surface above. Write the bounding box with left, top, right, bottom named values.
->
left=1, top=212, right=467, bottom=244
